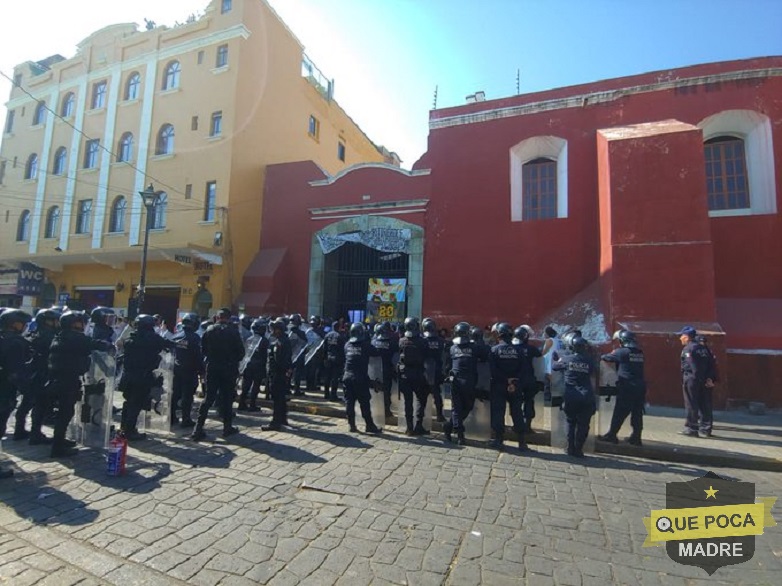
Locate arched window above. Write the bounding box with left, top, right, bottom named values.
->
left=156, top=124, right=174, bottom=155
left=45, top=206, right=60, bottom=238
left=125, top=72, right=141, bottom=100
left=52, top=147, right=67, bottom=175
left=117, top=132, right=134, bottom=162
left=60, top=92, right=75, bottom=117
left=151, top=192, right=167, bottom=229
left=704, top=136, right=749, bottom=211
left=25, top=153, right=38, bottom=180
left=33, top=101, right=46, bottom=125
left=163, top=61, right=181, bottom=90
left=109, top=196, right=126, bottom=233
left=16, top=210, right=31, bottom=241
left=521, top=158, right=558, bottom=220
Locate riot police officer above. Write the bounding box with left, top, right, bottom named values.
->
left=0, top=310, right=32, bottom=443
left=342, top=323, right=382, bottom=434
left=264, top=318, right=293, bottom=431
left=371, top=322, right=398, bottom=418
left=172, top=313, right=203, bottom=428
left=192, top=308, right=245, bottom=441
left=239, top=314, right=253, bottom=343
left=397, top=317, right=429, bottom=436
left=599, top=329, right=646, bottom=446
left=678, top=326, right=716, bottom=437
left=489, top=323, right=526, bottom=451
left=513, top=325, right=543, bottom=433
left=422, top=318, right=447, bottom=422
left=120, top=314, right=171, bottom=441
left=48, top=311, right=111, bottom=457
left=89, top=306, right=116, bottom=344
left=238, top=318, right=269, bottom=412
left=444, top=322, right=480, bottom=445
left=288, top=314, right=307, bottom=395
left=23, top=308, right=61, bottom=444
left=322, top=321, right=346, bottom=402
left=552, top=335, right=596, bottom=457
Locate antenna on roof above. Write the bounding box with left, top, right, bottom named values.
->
left=516, top=69, right=520, bottom=95
left=432, top=85, right=438, bottom=110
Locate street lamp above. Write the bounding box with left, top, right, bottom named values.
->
left=137, top=183, right=160, bottom=316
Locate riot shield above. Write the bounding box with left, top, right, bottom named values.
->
left=67, top=351, right=116, bottom=448
left=531, top=356, right=546, bottom=433
left=548, top=369, right=567, bottom=449
left=368, top=356, right=384, bottom=385
left=289, top=332, right=307, bottom=364
left=424, top=358, right=436, bottom=387
left=145, top=350, right=174, bottom=434
left=369, top=381, right=385, bottom=429
left=240, top=334, right=263, bottom=375
left=475, top=362, right=491, bottom=395
left=463, top=397, right=491, bottom=441
left=597, top=360, right=619, bottom=437
left=304, top=340, right=325, bottom=367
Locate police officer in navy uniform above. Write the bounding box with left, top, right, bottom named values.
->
left=89, top=307, right=116, bottom=344
left=120, top=314, right=171, bottom=441
left=192, top=308, right=245, bottom=441
left=322, top=321, right=346, bottom=402
left=342, top=323, right=382, bottom=434
left=489, top=323, right=526, bottom=451
left=305, top=316, right=326, bottom=392
left=444, top=322, right=481, bottom=445
left=513, top=325, right=543, bottom=433
left=397, top=317, right=429, bottom=435
left=553, top=335, right=596, bottom=457
left=0, top=310, right=32, bottom=443
left=371, top=322, right=398, bottom=418
left=288, top=314, right=307, bottom=395
left=678, top=326, right=716, bottom=438
left=264, top=318, right=293, bottom=431
left=422, top=318, right=447, bottom=422
left=598, top=329, right=646, bottom=446
left=47, top=311, right=112, bottom=457
left=24, top=308, right=61, bottom=444
left=238, top=318, right=269, bottom=412
left=171, top=313, right=203, bottom=428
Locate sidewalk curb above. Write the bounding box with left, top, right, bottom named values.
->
left=261, top=396, right=782, bottom=473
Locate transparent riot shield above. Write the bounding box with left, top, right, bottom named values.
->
left=597, top=360, right=619, bottom=437
left=531, top=357, right=547, bottom=433
left=463, top=396, right=491, bottom=442
left=369, top=381, right=385, bottom=429
left=389, top=377, right=402, bottom=421
left=476, top=362, right=491, bottom=396
left=548, top=369, right=567, bottom=450
left=396, top=380, right=434, bottom=433
left=368, top=356, right=384, bottom=386
left=290, top=333, right=307, bottom=365
left=144, top=350, right=174, bottom=434
left=67, top=351, right=115, bottom=448
left=424, top=358, right=436, bottom=387
left=304, top=340, right=325, bottom=368
left=240, top=334, right=263, bottom=375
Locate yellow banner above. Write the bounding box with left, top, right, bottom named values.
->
left=643, top=498, right=777, bottom=546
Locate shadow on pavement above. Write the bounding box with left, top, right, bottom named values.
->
left=240, top=435, right=328, bottom=463
left=131, top=437, right=235, bottom=469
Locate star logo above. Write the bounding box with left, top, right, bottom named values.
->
left=704, top=485, right=719, bottom=499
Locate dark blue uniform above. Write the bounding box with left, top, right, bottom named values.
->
left=289, top=326, right=307, bottom=394
left=489, top=340, right=525, bottom=448
left=446, top=337, right=487, bottom=437
left=342, top=339, right=380, bottom=431
left=198, top=322, right=244, bottom=434
left=515, top=340, right=543, bottom=430
left=371, top=332, right=398, bottom=415
left=553, top=351, right=596, bottom=456
left=267, top=331, right=293, bottom=427
left=26, top=324, right=57, bottom=440
left=323, top=330, right=346, bottom=400
left=681, top=340, right=715, bottom=435
left=172, top=328, right=203, bottom=426
left=397, top=334, right=428, bottom=433
left=423, top=332, right=446, bottom=420
left=601, top=346, right=646, bottom=441
left=239, top=336, right=268, bottom=411
left=120, top=329, right=169, bottom=436
left=0, top=330, right=30, bottom=442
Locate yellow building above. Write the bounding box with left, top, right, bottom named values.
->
left=0, top=0, right=396, bottom=324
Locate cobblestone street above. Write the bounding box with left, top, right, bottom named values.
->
left=1, top=412, right=781, bottom=585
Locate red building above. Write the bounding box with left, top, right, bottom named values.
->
left=241, top=57, right=782, bottom=408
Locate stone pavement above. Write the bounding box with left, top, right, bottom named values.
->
left=1, top=410, right=782, bottom=585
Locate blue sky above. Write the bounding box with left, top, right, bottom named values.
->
left=1, top=0, right=781, bottom=167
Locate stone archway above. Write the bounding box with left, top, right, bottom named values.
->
left=308, top=215, right=424, bottom=319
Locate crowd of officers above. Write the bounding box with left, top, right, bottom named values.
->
left=0, top=302, right=718, bottom=479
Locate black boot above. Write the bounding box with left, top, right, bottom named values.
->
left=435, top=409, right=446, bottom=423
left=348, top=416, right=358, bottom=433
left=443, top=421, right=453, bottom=443
left=457, top=431, right=466, bottom=445
left=626, top=434, right=643, bottom=447
left=50, top=441, right=78, bottom=458
left=29, top=432, right=53, bottom=445
left=365, top=423, right=382, bottom=434
left=598, top=433, right=619, bottom=444
left=413, top=423, right=430, bottom=436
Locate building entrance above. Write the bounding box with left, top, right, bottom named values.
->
left=322, top=242, right=408, bottom=323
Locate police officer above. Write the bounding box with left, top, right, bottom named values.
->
left=678, top=326, right=716, bottom=438
left=22, top=309, right=61, bottom=444
left=120, top=314, right=171, bottom=441
left=48, top=311, right=111, bottom=457
left=192, top=308, right=245, bottom=441
left=239, top=314, right=253, bottom=343
left=513, top=325, right=543, bottom=433
left=489, top=323, right=526, bottom=451
left=342, top=323, right=382, bottom=434
left=599, top=329, right=646, bottom=446
left=422, top=318, right=447, bottom=422
left=397, top=317, right=429, bottom=435
left=371, top=322, right=398, bottom=418
left=0, top=310, right=32, bottom=443
left=322, top=321, right=346, bottom=402
left=238, top=318, right=269, bottom=412
left=552, top=335, right=596, bottom=458
left=264, top=318, right=293, bottom=431
left=288, top=314, right=307, bottom=395
left=305, top=315, right=326, bottom=392
left=444, top=322, right=482, bottom=445
left=89, top=306, right=116, bottom=344
left=171, top=313, right=203, bottom=428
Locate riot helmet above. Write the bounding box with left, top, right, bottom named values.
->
left=0, top=309, right=32, bottom=330
left=289, top=313, right=303, bottom=327
left=60, top=310, right=88, bottom=331
left=422, top=317, right=437, bottom=334
left=496, top=322, right=513, bottom=341
left=513, top=325, right=530, bottom=343
left=571, top=335, right=589, bottom=355
left=374, top=323, right=384, bottom=335
left=403, top=317, right=420, bottom=338
left=612, top=329, right=637, bottom=348
left=181, top=313, right=200, bottom=330
left=90, top=306, right=115, bottom=326
left=135, top=314, right=156, bottom=331
left=349, top=322, right=365, bottom=342
left=469, top=326, right=483, bottom=343
left=35, top=308, right=61, bottom=328
left=240, top=314, right=253, bottom=330
left=309, top=315, right=321, bottom=327
left=216, top=307, right=231, bottom=322
left=452, top=322, right=471, bottom=344
left=270, top=317, right=286, bottom=332
left=251, top=318, right=267, bottom=335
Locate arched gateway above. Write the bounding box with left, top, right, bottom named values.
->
left=307, top=214, right=424, bottom=323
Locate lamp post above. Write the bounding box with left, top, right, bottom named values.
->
left=137, top=183, right=160, bottom=316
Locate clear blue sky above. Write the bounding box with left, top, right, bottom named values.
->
left=2, top=0, right=781, bottom=167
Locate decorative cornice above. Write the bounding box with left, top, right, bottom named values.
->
left=309, top=163, right=431, bottom=186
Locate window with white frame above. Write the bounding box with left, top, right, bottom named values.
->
left=45, top=206, right=60, bottom=238
left=84, top=139, right=99, bottom=168
left=52, top=147, right=67, bottom=175
left=4, top=109, right=14, bottom=133
left=163, top=61, right=181, bottom=90
left=16, top=210, right=31, bottom=241
left=117, top=132, right=134, bottom=162
left=510, top=136, right=568, bottom=222
left=216, top=45, right=229, bottom=68
left=61, top=93, right=75, bottom=117
left=204, top=181, right=216, bottom=221
left=210, top=111, right=222, bottom=137
left=151, top=192, right=167, bottom=229
left=156, top=124, right=174, bottom=155
left=221, top=0, right=232, bottom=14
left=24, top=153, right=38, bottom=180
left=76, top=199, right=92, bottom=234
left=33, top=101, right=46, bottom=125
left=125, top=72, right=141, bottom=100
left=91, top=81, right=107, bottom=109
left=109, top=196, right=126, bottom=233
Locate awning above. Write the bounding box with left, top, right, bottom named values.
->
left=234, top=291, right=271, bottom=311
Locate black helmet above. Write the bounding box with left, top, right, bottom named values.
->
left=35, top=307, right=61, bottom=327
left=270, top=317, right=286, bottom=332
left=403, top=317, right=420, bottom=337
left=0, top=309, right=32, bottom=329
left=332, top=320, right=340, bottom=331
left=453, top=321, right=470, bottom=343
left=374, top=323, right=384, bottom=335
left=289, top=313, right=302, bottom=327
left=612, top=329, right=637, bottom=347
left=309, top=315, right=321, bottom=327
left=562, top=330, right=582, bottom=350
left=422, top=317, right=436, bottom=333
left=469, top=326, right=483, bottom=342
left=349, top=322, right=365, bottom=342
left=240, top=314, right=253, bottom=330
left=181, top=313, right=200, bottom=329
left=90, top=306, right=115, bottom=324
left=496, top=322, right=513, bottom=340
left=251, top=318, right=267, bottom=335
left=571, top=335, right=589, bottom=354
left=60, top=310, right=87, bottom=330
left=200, top=320, right=211, bottom=331
left=135, top=314, right=156, bottom=331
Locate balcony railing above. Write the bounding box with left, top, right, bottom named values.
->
left=301, top=54, right=334, bottom=101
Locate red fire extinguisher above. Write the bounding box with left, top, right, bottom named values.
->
left=107, top=427, right=127, bottom=476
